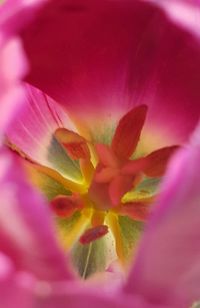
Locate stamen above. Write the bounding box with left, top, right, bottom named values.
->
left=63, top=142, right=90, bottom=160
left=51, top=195, right=83, bottom=217
left=54, top=128, right=90, bottom=160
left=79, top=225, right=108, bottom=245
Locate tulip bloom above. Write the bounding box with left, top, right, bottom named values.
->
left=1, top=0, right=200, bottom=307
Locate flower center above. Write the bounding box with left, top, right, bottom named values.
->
left=8, top=104, right=178, bottom=278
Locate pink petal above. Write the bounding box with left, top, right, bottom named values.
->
left=0, top=149, right=73, bottom=281
left=0, top=252, right=34, bottom=308
left=12, top=0, right=200, bottom=145
left=0, top=0, right=43, bottom=137
left=35, top=284, right=124, bottom=308
left=6, top=84, right=82, bottom=182
left=124, top=144, right=200, bottom=306
left=33, top=280, right=173, bottom=308
left=0, top=0, right=45, bottom=41
left=0, top=38, right=28, bottom=134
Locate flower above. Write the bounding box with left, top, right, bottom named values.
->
left=0, top=0, right=200, bottom=307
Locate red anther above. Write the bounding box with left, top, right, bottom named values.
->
left=51, top=195, right=83, bottom=218
left=54, top=128, right=90, bottom=160
left=79, top=225, right=109, bottom=245
left=63, top=141, right=90, bottom=160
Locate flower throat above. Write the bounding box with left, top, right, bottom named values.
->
left=8, top=105, right=178, bottom=279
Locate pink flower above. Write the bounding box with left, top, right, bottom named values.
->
left=0, top=0, right=200, bottom=307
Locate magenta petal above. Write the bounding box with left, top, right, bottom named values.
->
left=0, top=150, right=73, bottom=281
left=124, top=144, right=200, bottom=306
left=6, top=84, right=79, bottom=177
left=13, top=0, right=200, bottom=144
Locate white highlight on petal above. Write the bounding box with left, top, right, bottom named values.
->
left=151, top=0, right=200, bottom=38
left=0, top=252, right=13, bottom=279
